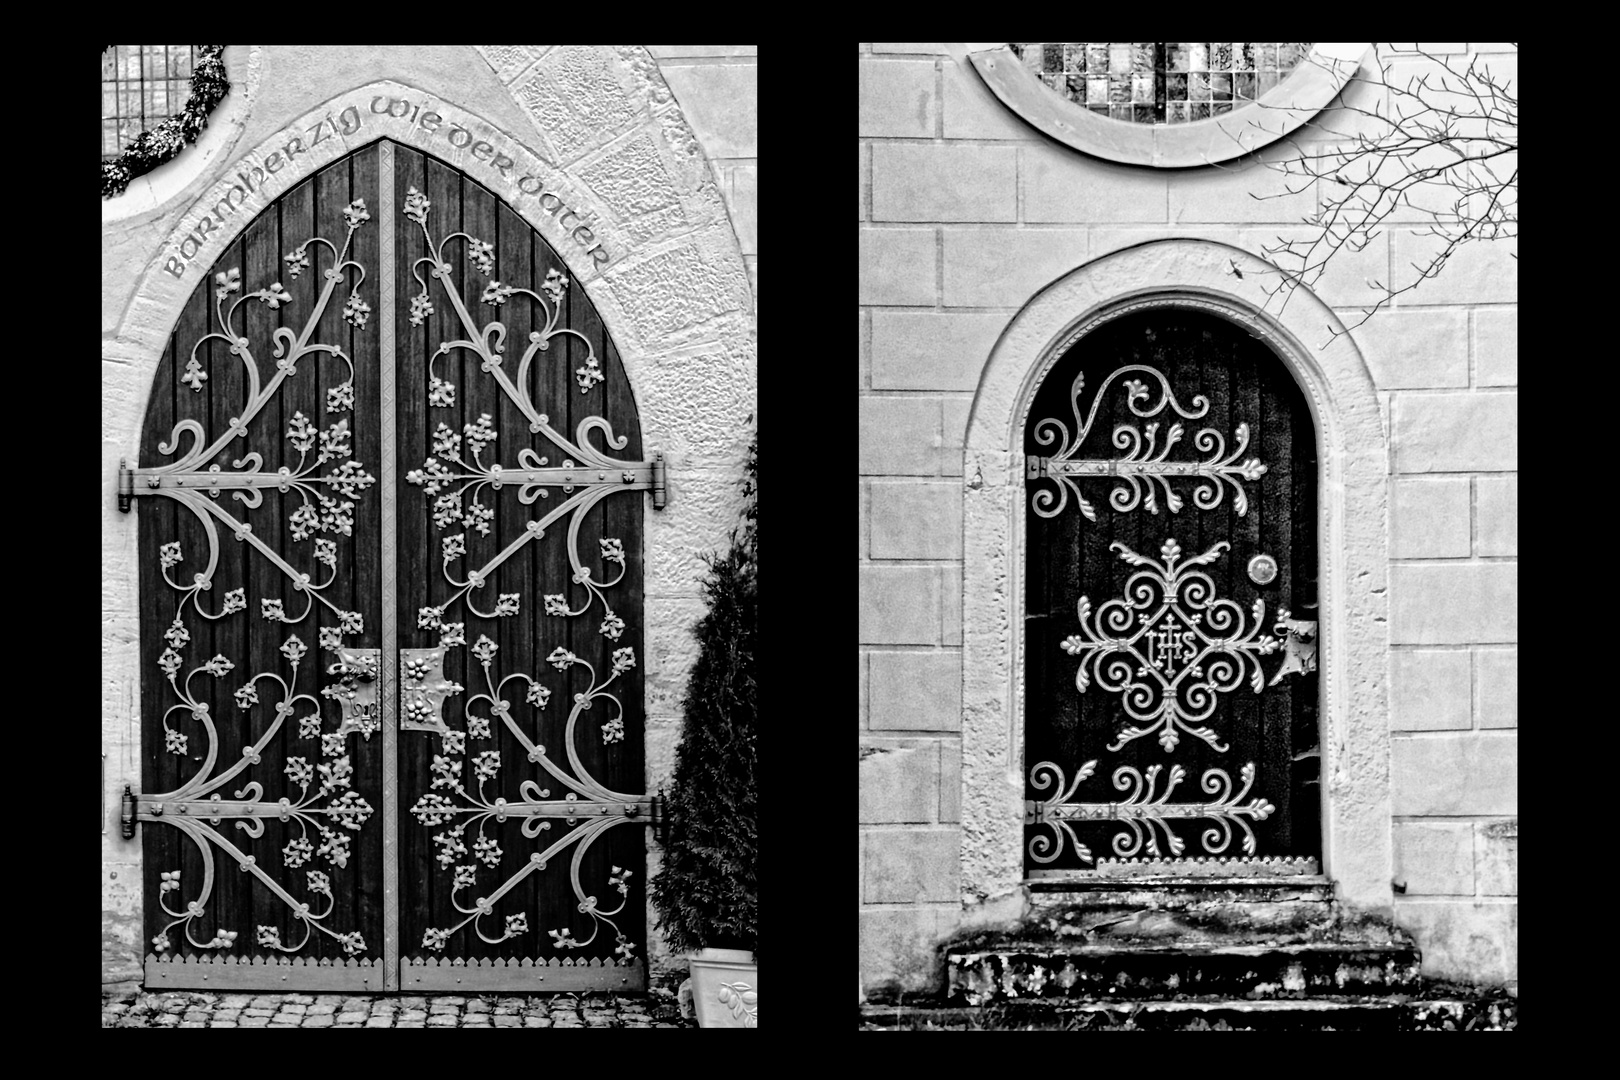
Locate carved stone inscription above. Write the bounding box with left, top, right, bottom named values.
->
left=163, top=89, right=612, bottom=281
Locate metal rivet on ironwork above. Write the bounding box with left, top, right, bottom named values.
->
left=152, top=804, right=164, bottom=816
left=147, top=478, right=160, bottom=488
left=622, top=472, right=633, bottom=483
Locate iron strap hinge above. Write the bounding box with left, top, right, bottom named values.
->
left=117, top=454, right=669, bottom=511
left=1026, top=456, right=1216, bottom=479
left=117, top=458, right=135, bottom=513
left=120, top=784, right=138, bottom=839
left=130, top=791, right=659, bottom=824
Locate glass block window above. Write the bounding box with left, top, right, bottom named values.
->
left=102, top=46, right=197, bottom=160
left=1007, top=43, right=1312, bottom=124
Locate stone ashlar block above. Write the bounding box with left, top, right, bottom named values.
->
left=868, top=650, right=963, bottom=732
left=1475, top=820, right=1517, bottom=896
left=871, top=311, right=1009, bottom=392
left=943, top=59, right=1038, bottom=140
left=1394, top=900, right=1516, bottom=984
left=1390, top=563, right=1516, bottom=644
left=860, top=59, right=937, bottom=138
left=1392, top=734, right=1516, bottom=816
left=942, top=228, right=1088, bottom=308
left=860, top=396, right=940, bottom=476
left=869, top=482, right=963, bottom=560
left=863, top=828, right=961, bottom=903
left=860, top=229, right=936, bottom=306
left=1392, top=392, right=1517, bottom=473
left=861, top=907, right=949, bottom=997
left=860, top=565, right=941, bottom=645
left=940, top=741, right=961, bottom=823
left=1392, top=822, right=1474, bottom=895
left=1475, top=475, right=1516, bottom=557
left=1390, top=477, right=1471, bottom=559
left=658, top=63, right=755, bottom=158
left=860, top=742, right=941, bottom=823
left=942, top=397, right=972, bottom=478
left=872, top=143, right=1017, bottom=223
left=1353, top=311, right=1470, bottom=390
left=1474, top=647, right=1516, bottom=730
left=1390, top=229, right=1517, bottom=306
left=1473, top=309, right=1517, bottom=387
left=1023, top=141, right=1168, bottom=223
left=1388, top=649, right=1471, bottom=731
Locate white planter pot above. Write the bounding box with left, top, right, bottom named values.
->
left=688, top=948, right=757, bottom=1028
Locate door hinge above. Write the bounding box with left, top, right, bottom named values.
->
left=120, top=784, right=138, bottom=839
left=651, top=452, right=667, bottom=511
left=117, top=457, right=134, bottom=513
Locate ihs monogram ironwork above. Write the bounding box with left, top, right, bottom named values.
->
left=1026, top=365, right=1267, bottom=521
left=1060, top=538, right=1288, bottom=753
left=1026, top=758, right=1274, bottom=864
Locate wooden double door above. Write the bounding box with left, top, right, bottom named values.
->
left=129, top=140, right=657, bottom=991
left=1023, top=307, right=1321, bottom=879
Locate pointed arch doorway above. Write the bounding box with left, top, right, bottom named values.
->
left=122, top=139, right=663, bottom=992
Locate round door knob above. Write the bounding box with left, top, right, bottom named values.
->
left=1248, top=554, right=1278, bottom=585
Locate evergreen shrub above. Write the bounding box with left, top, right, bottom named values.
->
left=649, top=424, right=757, bottom=956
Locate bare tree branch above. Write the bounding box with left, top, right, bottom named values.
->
left=1220, top=45, right=1516, bottom=342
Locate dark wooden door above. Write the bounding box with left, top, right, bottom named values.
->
left=1023, top=307, right=1319, bottom=878
left=132, top=140, right=652, bottom=992
left=390, top=145, right=648, bottom=992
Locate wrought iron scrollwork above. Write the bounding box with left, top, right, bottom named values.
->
left=1060, top=538, right=1283, bottom=753
left=408, top=630, right=643, bottom=961
left=128, top=201, right=379, bottom=636
left=1027, top=365, right=1266, bottom=520
left=1026, top=758, right=1275, bottom=865
left=399, top=186, right=654, bottom=634
left=142, top=635, right=377, bottom=958
left=133, top=204, right=384, bottom=960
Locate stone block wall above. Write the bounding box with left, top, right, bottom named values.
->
left=859, top=43, right=1516, bottom=997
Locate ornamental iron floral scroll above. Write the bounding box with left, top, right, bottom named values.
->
left=127, top=200, right=378, bottom=634
left=1060, top=538, right=1285, bottom=753
left=145, top=636, right=376, bottom=959
left=408, top=631, right=641, bottom=963
left=399, top=185, right=650, bottom=972
left=1027, top=365, right=1266, bottom=521
left=1026, top=758, right=1274, bottom=865
left=400, top=185, right=657, bottom=635
left=133, top=201, right=383, bottom=960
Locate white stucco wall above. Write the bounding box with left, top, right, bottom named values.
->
left=102, top=44, right=756, bottom=991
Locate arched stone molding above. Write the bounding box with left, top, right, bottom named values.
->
left=959, top=239, right=1390, bottom=930
left=102, top=52, right=755, bottom=981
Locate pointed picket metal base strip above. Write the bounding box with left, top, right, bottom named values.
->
left=145, top=953, right=385, bottom=991
left=400, top=955, right=645, bottom=992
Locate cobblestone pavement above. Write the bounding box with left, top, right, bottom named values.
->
left=102, top=989, right=693, bottom=1028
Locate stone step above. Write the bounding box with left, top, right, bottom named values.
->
left=947, top=941, right=1421, bottom=1004
left=861, top=994, right=1516, bottom=1031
